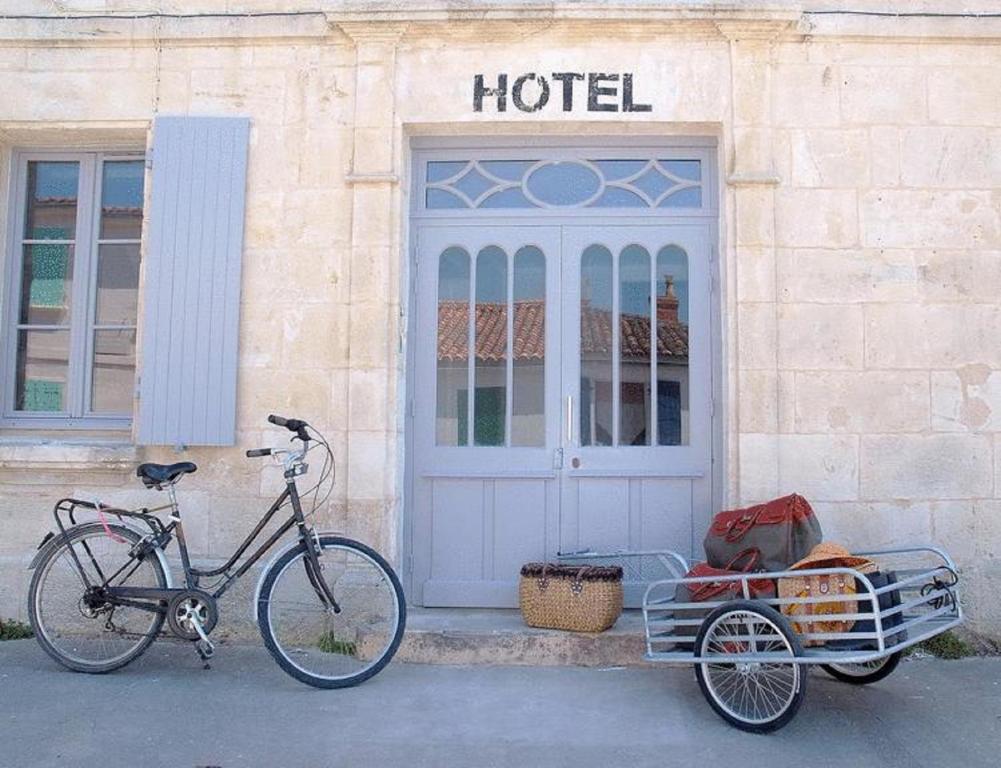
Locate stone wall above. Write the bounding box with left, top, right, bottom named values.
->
left=0, top=3, right=999, bottom=638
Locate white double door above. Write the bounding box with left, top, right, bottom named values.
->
left=411, top=223, right=712, bottom=607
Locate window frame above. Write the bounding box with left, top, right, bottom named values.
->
left=1, top=148, right=145, bottom=430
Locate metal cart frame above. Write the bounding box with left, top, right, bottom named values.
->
left=562, top=545, right=962, bottom=732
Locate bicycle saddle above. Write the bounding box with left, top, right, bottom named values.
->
left=136, top=461, right=198, bottom=488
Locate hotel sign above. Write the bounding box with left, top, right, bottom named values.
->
left=473, top=72, right=652, bottom=113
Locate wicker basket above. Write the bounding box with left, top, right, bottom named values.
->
left=519, top=563, right=623, bottom=633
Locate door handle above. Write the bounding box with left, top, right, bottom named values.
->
left=566, top=394, right=573, bottom=445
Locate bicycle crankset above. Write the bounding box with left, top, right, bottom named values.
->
left=167, top=589, right=219, bottom=641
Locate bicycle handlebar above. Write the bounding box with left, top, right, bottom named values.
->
left=245, top=448, right=272, bottom=458
left=268, top=414, right=310, bottom=440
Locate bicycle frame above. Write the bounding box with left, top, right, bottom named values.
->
left=40, top=461, right=340, bottom=615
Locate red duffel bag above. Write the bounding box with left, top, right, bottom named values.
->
left=704, top=494, right=822, bottom=572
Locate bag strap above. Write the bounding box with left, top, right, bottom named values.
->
left=724, top=509, right=762, bottom=542
left=724, top=547, right=761, bottom=573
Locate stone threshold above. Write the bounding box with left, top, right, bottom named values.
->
left=397, top=608, right=656, bottom=668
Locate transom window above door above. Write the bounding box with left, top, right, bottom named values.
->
left=414, top=144, right=716, bottom=217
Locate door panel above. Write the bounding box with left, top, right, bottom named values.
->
left=414, top=226, right=562, bottom=607
left=560, top=225, right=712, bottom=603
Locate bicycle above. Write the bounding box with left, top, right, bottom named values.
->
left=26, top=415, right=407, bottom=689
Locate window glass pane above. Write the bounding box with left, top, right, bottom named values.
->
left=18, top=244, right=74, bottom=325
left=95, top=244, right=140, bottom=325
left=656, top=246, right=690, bottom=446
left=24, top=161, right=78, bottom=240
left=511, top=246, right=545, bottom=447
left=15, top=330, right=69, bottom=412
left=436, top=247, right=470, bottom=446
left=474, top=246, right=507, bottom=446
left=580, top=245, right=613, bottom=447
left=91, top=329, right=136, bottom=413
left=619, top=245, right=651, bottom=446
left=525, top=161, right=600, bottom=206
left=99, top=160, right=144, bottom=239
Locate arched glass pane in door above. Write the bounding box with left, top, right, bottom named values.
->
left=619, top=245, right=651, bottom=446
left=436, top=247, right=470, bottom=446
left=656, top=245, right=690, bottom=446
left=512, top=246, right=545, bottom=447
left=474, top=246, right=508, bottom=446
left=580, top=245, right=613, bottom=446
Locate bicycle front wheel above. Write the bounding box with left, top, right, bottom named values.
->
left=257, top=535, right=406, bottom=688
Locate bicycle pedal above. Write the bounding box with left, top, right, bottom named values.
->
left=195, top=638, right=215, bottom=662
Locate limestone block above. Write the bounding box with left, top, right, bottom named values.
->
left=861, top=190, right=1000, bottom=249
left=236, top=367, right=332, bottom=433
left=738, top=370, right=777, bottom=433
left=350, top=184, right=396, bottom=248
left=771, top=64, right=840, bottom=127
left=350, top=127, right=396, bottom=175
left=731, top=127, right=773, bottom=178
left=158, top=44, right=253, bottom=72
left=869, top=127, right=900, bottom=187
left=777, top=304, right=863, bottom=370
left=0, top=498, right=50, bottom=554
left=841, top=65, right=927, bottom=125
left=0, top=557, right=29, bottom=622
left=737, top=303, right=776, bottom=370
left=348, top=301, right=395, bottom=369
left=794, top=371, right=930, bottom=433
left=189, top=68, right=287, bottom=126
left=346, top=431, right=393, bottom=501
left=0, top=47, right=25, bottom=68
left=860, top=434, right=993, bottom=500
left=237, top=299, right=281, bottom=369
left=348, top=368, right=392, bottom=432
left=996, top=434, right=1001, bottom=498
left=775, top=189, right=858, bottom=248
left=295, top=125, right=353, bottom=188
left=242, top=192, right=284, bottom=250
left=929, top=67, right=1001, bottom=126
left=776, top=434, right=859, bottom=502
left=931, top=368, right=1001, bottom=433
left=734, top=187, right=774, bottom=248
left=778, top=370, right=796, bottom=434
left=777, top=248, right=916, bottom=304
left=206, top=495, right=277, bottom=559
left=25, top=46, right=137, bottom=71
left=808, top=500, right=932, bottom=556
left=738, top=433, right=779, bottom=504
left=789, top=129, right=869, bottom=188
left=865, top=304, right=1001, bottom=369
left=736, top=246, right=775, bottom=303
left=901, top=128, right=1001, bottom=189
left=916, top=250, right=1001, bottom=303
left=283, top=66, right=354, bottom=128
left=731, top=50, right=770, bottom=126
left=283, top=188, right=354, bottom=250
left=3, top=71, right=153, bottom=121
left=279, top=302, right=349, bottom=371
left=836, top=43, right=920, bottom=66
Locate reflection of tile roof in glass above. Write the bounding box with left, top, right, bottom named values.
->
left=438, top=300, right=688, bottom=362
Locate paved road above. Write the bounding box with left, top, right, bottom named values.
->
left=1, top=639, right=999, bottom=768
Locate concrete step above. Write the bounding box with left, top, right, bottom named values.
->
left=397, top=608, right=655, bottom=667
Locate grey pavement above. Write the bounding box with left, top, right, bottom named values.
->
left=1, top=639, right=999, bottom=768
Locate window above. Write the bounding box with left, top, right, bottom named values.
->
left=3, top=151, right=144, bottom=428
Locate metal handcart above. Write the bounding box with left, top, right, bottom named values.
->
left=561, top=545, right=962, bottom=732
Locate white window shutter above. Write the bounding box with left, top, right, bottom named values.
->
left=137, top=116, right=250, bottom=446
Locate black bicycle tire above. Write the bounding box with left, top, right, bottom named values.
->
left=822, top=651, right=903, bottom=684
left=257, top=535, right=407, bottom=689
left=28, top=522, right=167, bottom=674
left=693, top=599, right=808, bottom=733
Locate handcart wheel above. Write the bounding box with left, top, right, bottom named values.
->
left=693, top=600, right=807, bottom=733
left=822, top=652, right=902, bottom=685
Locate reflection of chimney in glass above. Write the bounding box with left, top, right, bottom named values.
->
left=657, top=275, right=679, bottom=324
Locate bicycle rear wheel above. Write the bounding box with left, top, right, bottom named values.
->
left=29, top=523, right=167, bottom=673
left=257, top=535, right=406, bottom=689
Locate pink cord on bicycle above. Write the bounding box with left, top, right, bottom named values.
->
left=96, top=503, right=127, bottom=544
